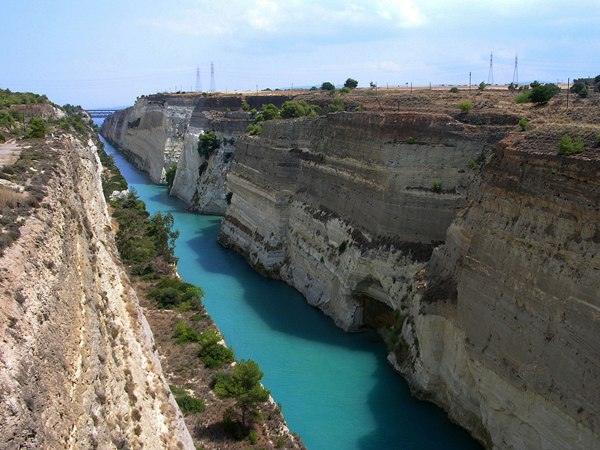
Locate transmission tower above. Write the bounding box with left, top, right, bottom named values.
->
left=195, top=66, right=202, bottom=92
left=487, top=52, right=494, bottom=85
left=210, top=62, right=216, bottom=92
left=512, top=55, right=518, bottom=86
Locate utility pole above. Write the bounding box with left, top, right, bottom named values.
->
left=567, top=78, right=570, bottom=109
left=410, top=82, right=412, bottom=94
left=469, top=72, right=472, bottom=92
left=210, top=62, right=216, bottom=92
left=512, top=55, right=518, bottom=86
left=488, top=52, right=494, bottom=85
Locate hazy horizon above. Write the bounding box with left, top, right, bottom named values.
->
left=2, top=0, right=599, bottom=108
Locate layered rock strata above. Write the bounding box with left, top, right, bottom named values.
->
left=0, top=136, right=193, bottom=449
left=397, top=135, right=600, bottom=449
left=219, top=111, right=600, bottom=449
left=218, top=112, right=497, bottom=330
left=100, top=94, right=254, bottom=214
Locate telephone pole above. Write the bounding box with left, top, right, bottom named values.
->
left=512, top=55, right=518, bottom=86
left=487, top=52, right=494, bottom=85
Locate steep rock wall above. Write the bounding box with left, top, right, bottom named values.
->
left=100, top=95, right=252, bottom=214
left=219, top=112, right=600, bottom=448
left=218, top=112, right=497, bottom=330
left=0, top=136, right=194, bottom=449
left=395, top=135, right=600, bottom=449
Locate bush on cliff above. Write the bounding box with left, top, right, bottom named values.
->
left=165, top=163, right=177, bottom=191
left=327, top=97, right=345, bottom=113
left=558, top=134, right=585, bottom=155
left=280, top=101, right=320, bottom=119
left=198, top=132, right=220, bottom=157
left=344, top=78, right=358, bottom=89
left=26, top=117, right=47, bottom=138
left=320, top=82, right=335, bottom=91
left=199, top=330, right=235, bottom=369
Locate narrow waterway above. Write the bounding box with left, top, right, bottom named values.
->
left=98, top=129, right=481, bottom=450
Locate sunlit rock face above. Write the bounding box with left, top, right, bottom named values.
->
left=0, top=136, right=194, bottom=450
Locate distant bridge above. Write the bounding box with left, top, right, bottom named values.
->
left=86, top=108, right=126, bottom=118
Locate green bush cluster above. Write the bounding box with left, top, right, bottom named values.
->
left=0, top=89, right=49, bottom=108
left=148, top=277, right=204, bottom=310
left=175, top=394, right=206, bottom=415
left=241, top=101, right=250, bottom=111
left=280, top=101, right=320, bottom=119
left=198, top=132, right=220, bottom=157
left=327, top=97, right=345, bottom=112
left=459, top=101, right=473, bottom=112
left=246, top=123, right=262, bottom=135
left=344, top=78, right=358, bottom=89
left=558, top=134, right=585, bottom=155
left=519, top=118, right=528, bottom=131
left=165, top=163, right=177, bottom=190
left=432, top=180, right=441, bottom=192
left=199, top=330, right=235, bottom=369
left=97, top=140, right=128, bottom=197
left=174, top=319, right=202, bottom=343
left=112, top=189, right=179, bottom=272
left=255, top=103, right=280, bottom=122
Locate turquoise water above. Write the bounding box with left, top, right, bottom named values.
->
left=98, top=127, right=482, bottom=450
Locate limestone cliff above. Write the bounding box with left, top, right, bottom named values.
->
left=100, top=94, right=257, bottom=214
left=0, top=136, right=194, bottom=449
left=218, top=112, right=600, bottom=449
left=218, top=112, right=499, bottom=330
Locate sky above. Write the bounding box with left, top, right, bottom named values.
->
left=1, top=0, right=599, bottom=108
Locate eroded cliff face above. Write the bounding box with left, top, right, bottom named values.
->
left=0, top=136, right=193, bottom=449
left=218, top=112, right=498, bottom=330
left=397, top=133, right=600, bottom=449
left=219, top=112, right=600, bottom=449
left=100, top=94, right=253, bottom=214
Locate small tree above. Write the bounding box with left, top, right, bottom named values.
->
left=530, top=80, right=541, bottom=89
left=478, top=81, right=486, bottom=91
left=165, top=163, right=177, bottom=191
left=518, top=119, right=528, bottom=131
left=214, top=359, right=271, bottom=428
left=344, top=78, right=358, bottom=89
left=198, top=132, right=220, bottom=157
left=558, top=134, right=585, bottom=155
left=241, top=101, right=250, bottom=112
left=570, top=81, right=586, bottom=95
left=459, top=101, right=473, bottom=113
left=27, top=117, right=46, bottom=138
left=320, top=82, right=335, bottom=91
left=529, top=85, right=555, bottom=104
left=261, top=103, right=280, bottom=120
left=327, top=97, right=345, bottom=112
left=449, top=87, right=459, bottom=93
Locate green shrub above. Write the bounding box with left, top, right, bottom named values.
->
left=570, top=81, right=586, bottom=94
left=432, top=180, right=441, bottom=192
left=449, top=87, right=459, bottom=93
left=579, top=88, right=588, bottom=98
left=198, top=132, right=220, bottom=157
left=174, top=319, right=202, bottom=343
left=327, top=97, right=345, bottom=112
left=354, top=103, right=363, bottom=112
left=320, top=82, right=335, bottom=91
left=514, top=91, right=531, bottom=104
left=241, top=101, right=250, bottom=111
left=199, top=330, right=235, bottom=369
left=250, top=108, right=257, bottom=115
left=339, top=87, right=351, bottom=94
left=0, top=134, right=5, bottom=143
left=246, top=124, right=262, bottom=135
left=596, top=133, right=600, bottom=145
left=459, top=101, right=473, bottom=113
left=478, top=81, right=486, bottom=91
left=530, top=85, right=555, bottom=104
left=165, top=163, right=177, bottom=190
left=408, top=137, right=414, bottom=144
left=277, top=436, right=285, bottom=447
left=248, top=431, right=258, bottom=445
left=518, top=119, right=528, bottom=131
left=175, top=395, right=205, bottom=414
left=558, top=134, right=584, bottom=155
left=261, top=103, right=280, bottom=121
left=338, top=241, right=348, bottom=253
left=169, top=385, right=187, bottom=396
left=280, top=101, right=319, bottom=119
left=470, top=160, right=478, bottom=170
left=26, top=117, right=47, bottom=138
left=210, top=372, right=232, bottom=389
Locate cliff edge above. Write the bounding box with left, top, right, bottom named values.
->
left=0, top=134, right=194, bottom=449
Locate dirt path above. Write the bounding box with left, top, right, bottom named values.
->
left=0, top=140, right=22, bottom=166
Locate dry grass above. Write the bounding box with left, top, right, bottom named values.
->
left=0, top=185, right=28, bottom=208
